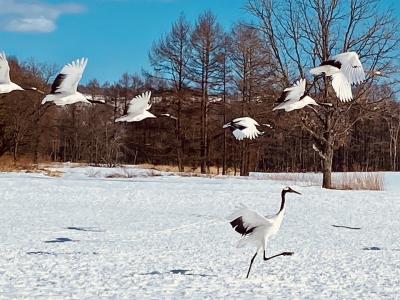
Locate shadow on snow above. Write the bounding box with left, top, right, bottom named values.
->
left=140, top=269, right=217, bottom=277
left=44, top=237, right=78, bottom=243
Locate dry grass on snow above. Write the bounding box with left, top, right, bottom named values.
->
left=0, top=158, right=385, bottom=190
left=332, top=172, right=384, bottom=191
left=258, top=172, right=384, bottom=191
left=257, top=173, right=321, bottom=187
left=105, top=169, right=162, bottom=178
left=0, top=156, right=63, bottom=177
left=136, top=164, right=237, bottom=175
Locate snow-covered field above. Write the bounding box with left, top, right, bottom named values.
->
left=0, top=166, right=399, bottom=299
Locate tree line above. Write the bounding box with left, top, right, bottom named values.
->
left=0, top=0, right=399, bottom=188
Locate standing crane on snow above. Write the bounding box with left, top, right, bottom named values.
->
left=229, top=187, right=301, bottom=278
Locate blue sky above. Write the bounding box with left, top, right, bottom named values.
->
left=0, top=0, right=246, bottom=84
left=1, top=0, right=399, bottom=85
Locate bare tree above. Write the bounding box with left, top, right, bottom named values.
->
left=230, top=23, right=276, bottom=175
left=0, top=7, right=398, bottom=177
left=118, top=73, right=131, bottom=114
left=190, top=11, right=225, bottom=173
left=149, top=14, right=192, bottom=171
left=217, top=34, right=233, bottom=175
left=383, top=100, right=400, bottom=171
left=247, top=0, right=400, bottom=188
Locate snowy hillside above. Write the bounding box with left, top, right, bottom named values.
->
left=0, top=166, right=399, bottom=299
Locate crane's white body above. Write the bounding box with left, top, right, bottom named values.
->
left=117, top=110, right=156, bottom=122
left=42, top=58, right=90, bottom=106
left=0, top=82, right=23, bottom=94
left=0, top=51, right=23, bottom=94
left=229, top=207, right=285, bottom=251
left=43, top=92, right=89, bottom=106
left=116, top=91, right=156, bottom=122
left=223, top=117, right=262, bottom=141
left=283, top=96, right=317, bottom=112
left=310, top=51, right=365, bottom=102
left=273, top=79, right=318, bottom=112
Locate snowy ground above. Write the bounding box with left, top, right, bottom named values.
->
left=0, top=166, right=399, bottom=299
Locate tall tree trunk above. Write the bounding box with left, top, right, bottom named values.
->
left=177, top=140, right=184, bottom=172
left=176, top=94, right=184, bottom=172
left=222, top=54, right=228, bottom=175
left=13, top=139, right=18, bottom=163
left=222, top=126, right=227, bottom=175
left=240, top=141, right=250, bottom=176
left=32, top=110, right=42, bottom=165
left=200, top=96, right=206, bottom=174
left=200, top=72, right=208, bottom=174
left=322, top=145, right=333, bottom=189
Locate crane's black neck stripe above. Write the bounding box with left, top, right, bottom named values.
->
left=279, top=190, right=287, bottom=213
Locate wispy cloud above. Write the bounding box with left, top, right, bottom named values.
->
left=100, top=0, right=175, bottom=2
left=0, top=0, right=85, bottom=33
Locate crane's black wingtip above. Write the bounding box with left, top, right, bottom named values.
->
left=230, top=217, right=256, bottom=236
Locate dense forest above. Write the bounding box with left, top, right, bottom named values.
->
left=1, top=0, right=399, bottom=187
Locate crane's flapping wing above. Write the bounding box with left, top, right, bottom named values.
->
left=229, top=208, right=272, bottom=236
left=50, top=58, right=88, bottom=95
left=232, top=129, right=246, bottom=140
left=277, top=79, right=306, bottom=103
left=127, top=91, right=152, bottom=115
left=332, top=52, right=365, bottom=85
left=231, top=117, right=261, bottom=140
left=232, top=117, right=260, bottom=128
left=240, top=126, right=262, bottom=140
left=0, top=51, right=11, bottom=84
left=273, top=79, right=307, bottom=111
left=331, top=71, right=353, bottom=102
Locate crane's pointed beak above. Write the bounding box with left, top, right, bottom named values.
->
left=291, top=189, right=301, bottom=195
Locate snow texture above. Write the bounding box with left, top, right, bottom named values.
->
left=0, top=166, right=399, bottom=299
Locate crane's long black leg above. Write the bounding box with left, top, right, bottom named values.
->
left=246, top=251, right=258, bottom=279
left=263, top=251, right=294, bottom=261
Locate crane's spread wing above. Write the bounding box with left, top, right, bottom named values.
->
left=232, top=129, right=246, bottom=140
left=273, top=79, right=307, bottom=111
left=127, top=91, right=152, bottom=115
left=332, top=52, right=365, bottom=85
left=240, top=126, right=262, bottom=140
left=50, top=58, right=88, bottom=95
left=229, top=117, right=261, bottom=140
left=232, top=128, right=262, bottom=140
left=232, top=117, right=260, bottom=127
left=0, top=51, right=11, bottom=84
left=331, top=72, right=353, bottom=102
left=277, top=78, right=306, bottom=103
left=229, top=208, right=272, bottom=236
